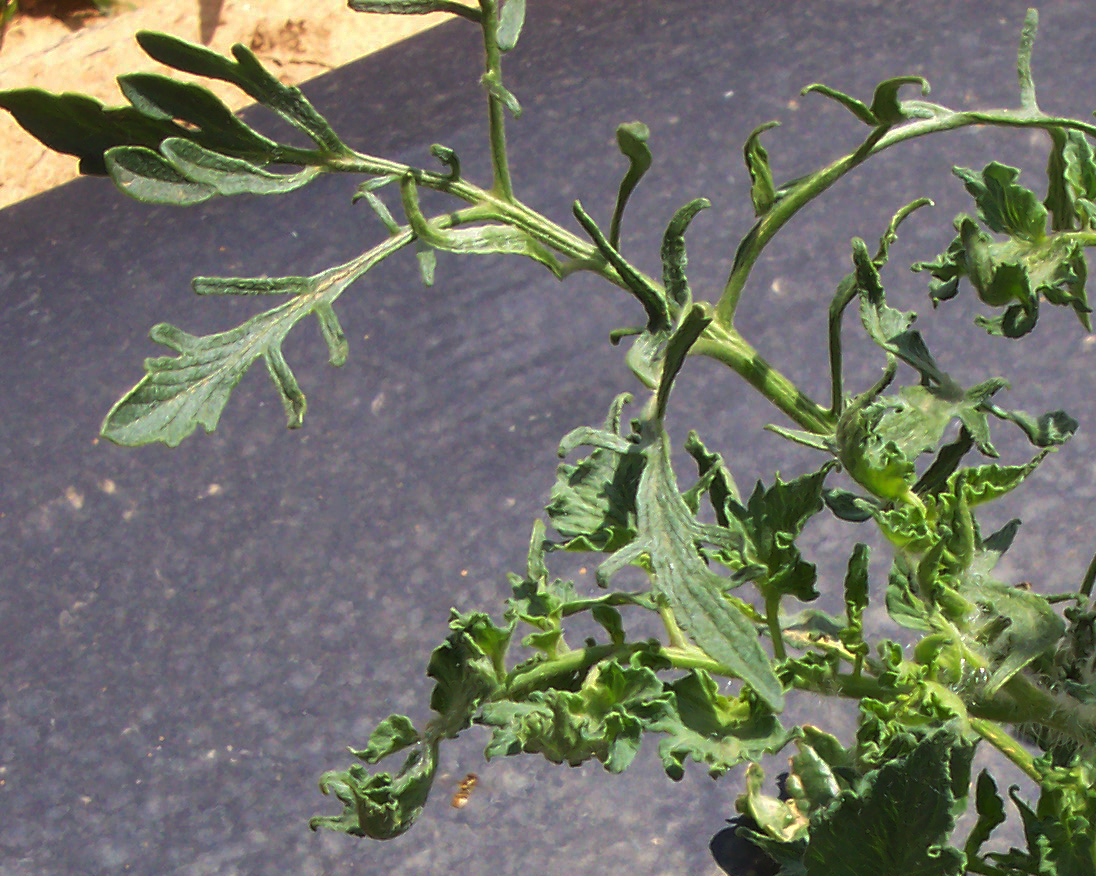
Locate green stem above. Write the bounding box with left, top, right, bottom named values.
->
left=478, top=0, right=514, bottom=201
left=658, top=601, right=690, bottom=650
left=764, top=593, right=786, bottom=661
left=970, top=717, right=1040, bottom=783
left=691, top=321, right=835, bottom=434
left=504, top=641, right=743, bottom=700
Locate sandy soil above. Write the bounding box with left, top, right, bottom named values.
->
left=0, top=1, right=462, bottom=207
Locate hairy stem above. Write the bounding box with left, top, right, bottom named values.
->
left=970, top=717, right=1040, bottom=782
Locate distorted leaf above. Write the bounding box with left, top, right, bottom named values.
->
left=743, top=121, right=779, bottom=215
left=610, top=121, right=652, bottom=249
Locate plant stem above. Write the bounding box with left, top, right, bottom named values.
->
left=478, top=0, right=514, bottom=201
left=691, top=321, right=836, bottom=434
left=970, top=717, right=1040, bottom=782
left=505, top=641, right=737, bottom=700
left=765, top=593, right=786, bottom=660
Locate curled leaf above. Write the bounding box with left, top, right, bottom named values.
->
left=743, top=121, right=779, bottom=216
left=610, top=121, right=652, bottom=249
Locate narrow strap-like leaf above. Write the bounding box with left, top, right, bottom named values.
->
left=661, top=198, right=710, bottom=310
left=867, top=76, right=929, bottom=126
left=743, top=121, right=779, bottom=216
left=1016, top=8, right=1039, bottom=111
left=160, top=139, right=321, bottom=197
left=193, top=276, right=312, bottom=296
left=610, top=122, right=652, bottom=250
left=573, top=200, right=667, bottom=330
left=347, top=0, right=483, bottom=21
left=801, top=83, right=876, bottom=125
left=655, top=305, right=711, bottom=421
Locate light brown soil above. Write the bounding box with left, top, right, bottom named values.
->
left=0, top=1, right=463, bottom=208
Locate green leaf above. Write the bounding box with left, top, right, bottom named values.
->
left=913, top=428, right=976, bottom=497
left=597, top=442, right=784, bottom=709
left=0, top=88, right=183, bottom=175
left=738, top=761, right=810, bottom=844
left=428, top=610, right=511, bottom=738
left=947, top=452, right=1049, bottom=508
left=101, top=256, right=375, bottom=446
left=885, top=558, right=933, bottom=632
left=163, top=138, right=319, bottom=194
left=193, top=276, right=313, bottom=296
left=614, top=199, right=709, bottom=389
left=965, top=770, right=1007, bottom=860
left=350, top=715, right=421, bottom=763
left=990, top=761, right=1096, bottom=876
left=105, top=145, right=215, bottom=205
left=402, top=177, right=562, bottom=275
left=116, top=71, right=277, bottom=156
left=801, top=83, right=876, bottom=125
left=985, top=404, right=1077, bottom=447
left=867, top=75, right=930, bottom=126
left=683, top=429, right=743, bottom=525
left=610, top=121, right=653, bottom=250
left=841, top=543, right=870, bottom=650
left=558, top=315, right=783, bottom=712
left=660, top=198, right=710, bottom=311
left=959, top=575, right=1064, bottom=696
left=134, top=31, right=347, bottom=153
left=429, top=143, right=461, bottom=180
left=803, top=75, right=932, bottom=128
left=874, top=197, right=934, bottom=266
left=590, top=604, right=626, bottom=645
left=787, top=727, right=858, bottom=814
left=496, top=0, right=526, bottom=52
left=312, top=738, right=437, bottom=839
left=480, top=657, right=674, bottom=772
left=1016, top=8, right=1039, bottom=111
left=724, top=465, right=835, bottom=602
left=853, top=237, right=950, bottom=388
left=954, top=162, right=1047, bottom=242
left=654, top=670, right=792, bottom=780
left=743, top=121, right=779, bottom=216
left=106, top=140, right=322, bottom=204
left=573, top=200, right=668, bottom=333
left=480, top=70, right=522, bottom=117
left=546, top=393, right=641, bottom=552
left=1043, top=128, right=1096, bottom=231
left=912, top=210, right=1091, bottom=337
left=803, top=730, right=969, bottom=876
left=654, top=303, right=710, bottom=419
left=347, top=0, right=483, bottom=21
